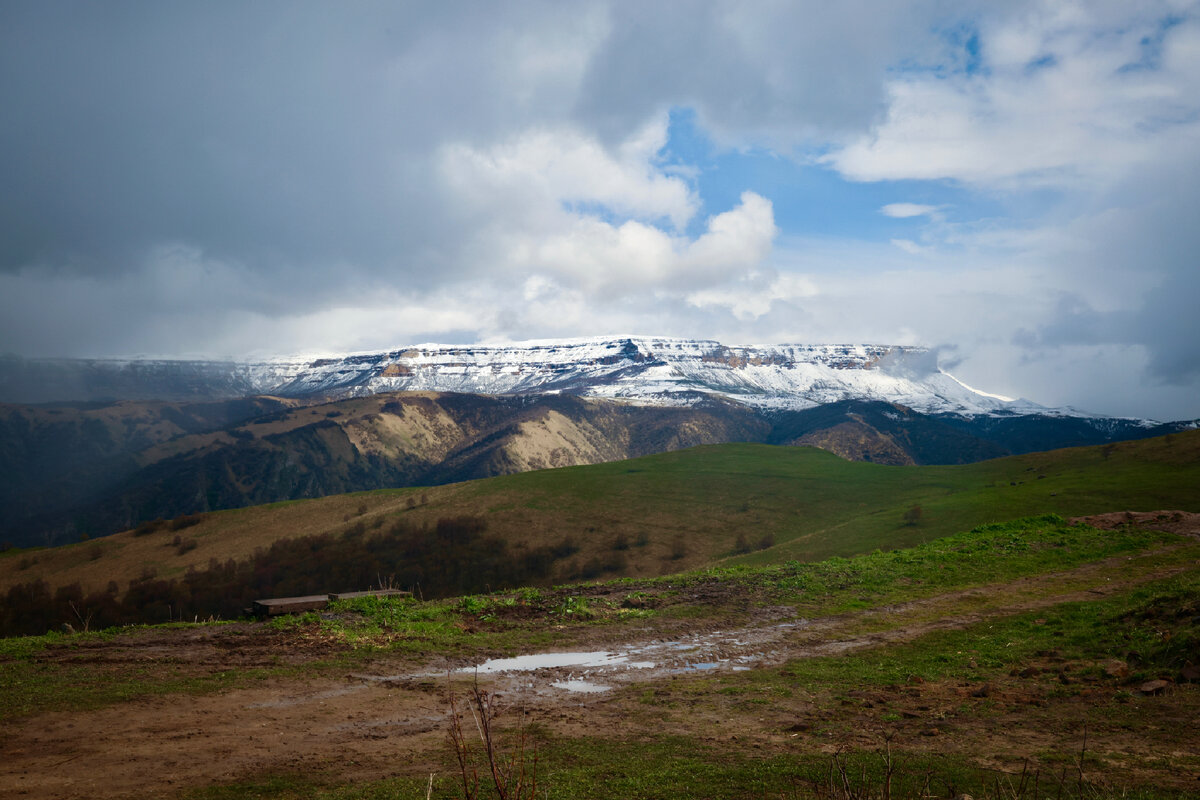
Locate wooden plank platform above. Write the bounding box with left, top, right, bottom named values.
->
left=252, top=595, right=330, bottom=617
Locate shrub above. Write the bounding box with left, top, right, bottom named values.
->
left=551, top=536, right=579, bottom=558
left=168, top=513, right=205, bottom=531
left=669, top=534, right=688, bottom=560
left=133, top=518, right=167, bottom=536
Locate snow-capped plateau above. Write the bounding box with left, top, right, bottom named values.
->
left=3, top=335, right=1113, bottom=417
left=258, top=336, right=1046, bottom=416
left=0, top=336, right=1061, bottom=417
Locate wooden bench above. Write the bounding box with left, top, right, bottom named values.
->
left=251, top=595, right=330, bottom=617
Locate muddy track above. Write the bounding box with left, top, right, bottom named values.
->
left=374, top=542, right=1197, bottom=694
left=3, top=537, right=1195, bottom=800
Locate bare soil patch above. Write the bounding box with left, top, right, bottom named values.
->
left=1071, top=509, right=1200, bottom=537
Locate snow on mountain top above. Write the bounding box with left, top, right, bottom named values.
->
left=3, top=336, right=1090, bottom=418
left=227, top=335, right=1045, bottom=417
left=944, top=372, right=1016, bottom=403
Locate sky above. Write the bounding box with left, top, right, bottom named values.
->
left=1, top=1, right=1199, bottom=421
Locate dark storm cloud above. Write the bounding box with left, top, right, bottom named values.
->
left=571, top=0, right=953, bottom=144
left=4, top=5, right=368, bottom=270
left=0, top=1, right=586, bottom=282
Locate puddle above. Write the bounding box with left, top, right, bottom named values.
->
left=551, top=680, right=611, bottom=693
left=458, top=651, right=648, bottom=674
left=369, top=616, right=813, bottom=693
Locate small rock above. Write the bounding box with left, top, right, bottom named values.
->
left=1139, top=679, right=1170, bottom=695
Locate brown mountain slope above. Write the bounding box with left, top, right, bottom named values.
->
left=0, top=392, right=768, bottom=547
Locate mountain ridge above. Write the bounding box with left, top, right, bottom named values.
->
left=2, top=336, right=1060, bottom=418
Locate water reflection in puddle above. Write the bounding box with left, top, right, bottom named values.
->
left=551, top=680, right=611, bottom=693
left=379, top=617, right=811, bottom=693
left=459, top=651, right=651, bottom=674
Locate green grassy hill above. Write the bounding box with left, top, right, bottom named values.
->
left=3, top=429, right=1197, bottom=623
left=435, top=427, right=1200, bottom=567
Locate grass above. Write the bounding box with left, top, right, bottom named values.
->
left=257, top=515, right=1189, bottom=655
left=445, top=429, right=1200, bottom=568
left=4, top=429, right=1199, bottom=602
left=4, top=515, right=1187, bottom=723
left=770, top=567, right=1200, bottom=692
left=0, top=628, right=265, bottom=719
left=695, top=514, right=1184, bottom=611
left=179, top=735, right=1199, bottom=800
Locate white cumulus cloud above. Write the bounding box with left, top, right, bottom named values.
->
left=881, top=203, right=941, bottom=218
left=829, top=6, right=1200, bottom=189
